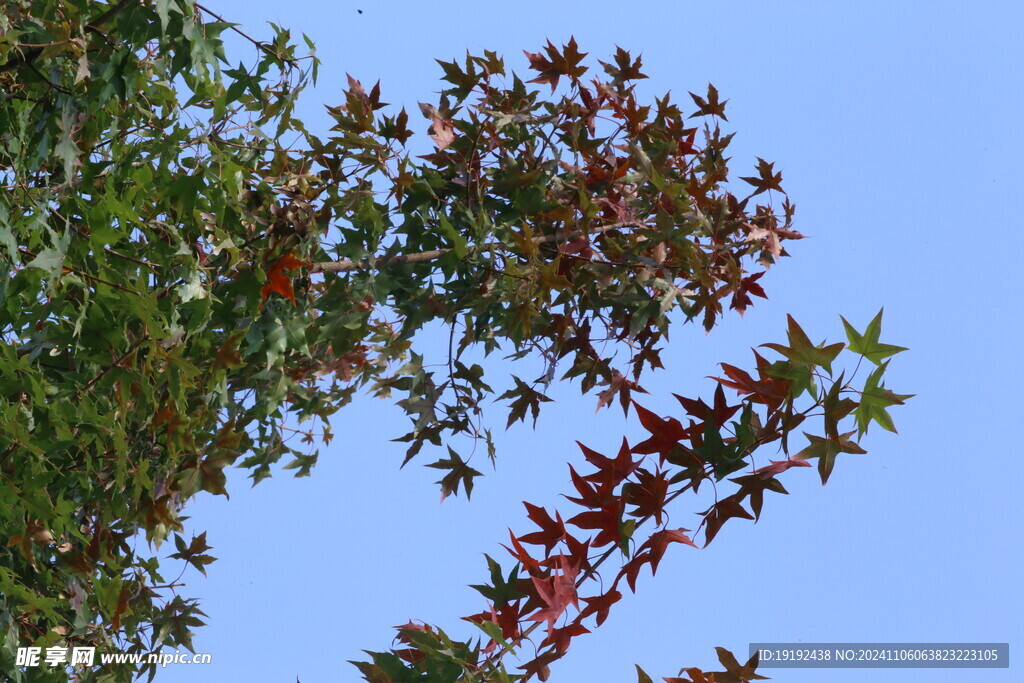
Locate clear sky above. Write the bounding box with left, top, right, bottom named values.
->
left=160, top=1, right=1022, bottom=681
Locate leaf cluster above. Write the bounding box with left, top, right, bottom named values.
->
left=354, top=312, right=909, bottom=681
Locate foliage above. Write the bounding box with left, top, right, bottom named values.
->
left=354, top=310, right=910, bottom=681
left=0, top=1, right=908, bottom=680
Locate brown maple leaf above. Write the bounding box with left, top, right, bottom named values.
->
left=418, top=102, right=456, bottom=150
left=689, top=83, right=728, bottom=120
left=740, top=157, right=784, bottom=196
left=524, top=37, right=589, bottom=91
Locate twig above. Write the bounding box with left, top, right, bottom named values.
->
left=0, top=0, right=138, bottom=73
left=310, top=221, right=645, bottom=274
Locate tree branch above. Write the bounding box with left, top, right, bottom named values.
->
left=309, top=221, right=646, bottom=274
left=0, top=0, right=139, bottom=73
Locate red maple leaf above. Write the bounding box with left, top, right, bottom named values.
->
left=540, top=622, right=590, bottom=653
left=579, top=589, right=622, bottom=626
left=563, top=464, right=616, bottom=510
left=578, top=437, right=641, bottom=487
left=496, top=602, right=522, bottom=641
left=527, top=555, right=580, bottom=632
left=518, top=649, right=563, bottom=682
left=518, top=502, right=566, bottom=555
left=701, top=495, right=755, bottom=546
left=729, top=271, right=769, bottom=316
left=617, top=549, right=652, bottom=593
left=562, top=533, right=592, bottom=574
left=622, top=467, right=671, bottom=525
left=641, top=527, right=698, bottom=576
left=502, top=530, right=541, bottom=574
left=463, top=602, right=524, bottom=654
left=752, top=458, right=811, bottom=478
left=568, top=502, right=622, bottom=548
left=713, top=363, right=789, bottom=411
left=630, top=401, right=689, bottom=457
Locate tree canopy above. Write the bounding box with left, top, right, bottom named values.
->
left=0, top=1, right=909, bottom=680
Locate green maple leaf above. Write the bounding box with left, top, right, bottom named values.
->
left=469, top=555, right=526, bottom=607
left=841, top=308, right=908, bottom=365
left=855, top=361, right=914, bottom=436
left=427, top=447, right=482, bottom=501
left=795, top=431, right=868, bottom=484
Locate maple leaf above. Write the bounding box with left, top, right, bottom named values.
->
left=617, top=549, right=652, bottom=592
left=821, top=371, right=858, bottom=439
left=793, top=431, right=868, bottom=484
left=751, top=458, right=811, bottom=478
left=674, top=384, right=741, bottom=429
left=708, top=648, right=769, bottom=682
left=841, top=308, right=908, bottom=366
left=518, top=649, right=563, bottom=682
left=595, top=369, right=645, bottom=414
left=630, top=401, right=689, bottom=457
left=260, top=252, right=308, bottom=306
left=461, top=608, right=497, bottom=627
left=518, top=502, right=566, bottom=555
left=496, top=602, right=522, bottom=641
left=854, top=362, right=913, bottom=437
left=740, top=157, right=784, bottom=196
left=524, top=37, right=589, bottom=91
left=664, top=670, right=717, bottom=683
left=670, top=126, right=701, bottom=158
left=578, top=438, right=641, bottom=488
left=761, top=315, right=844, bottom=374
left=729, top=272, right=769, bottom=316
left=746, top=225, right=782, bottom=263
left=503, top=531, right=541, bottom=574
left=713, top=363, right=789, bottom=411
left=499, top=376, right=553, bottom=428
left=209, top=331, right=246, bottom=373
left=417, top=102, right=456, bottom=150
left=170, top=532, right=217, bottom=577
left=314, top=346, right=368, bottom=382
left=564, top=464, right=617, bottom=510
left=469, top=554, right=527, bottom=607
left=622, top=468, right=670, bottom=524
left=579, top=589, right=622, bottom=626
left=640, top=527, right=697, bottom=576
left=568, top=502, right=622, bottom=548
left=599, top=46, right=647, bottom=82
left=562, top=533, right=592, bottom=574
left=527, top=555, right=580, bottom=632
left=540, top=622, right=590, bottom=653
left=701, top=495, right=755, bottom=546
left=728, top=473, right=789, bottom=521
left=689, top=83, right=728, bottom=120
left=426, top=447, right=482, bottom=501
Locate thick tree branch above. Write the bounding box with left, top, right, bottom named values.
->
left=310, top=221, right=646, bottom=274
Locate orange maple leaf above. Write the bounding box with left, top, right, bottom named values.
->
left=260, top=253, right=308, bottom=307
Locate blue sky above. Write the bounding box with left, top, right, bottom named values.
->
left=161, top=1, right=1022, bottom=681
